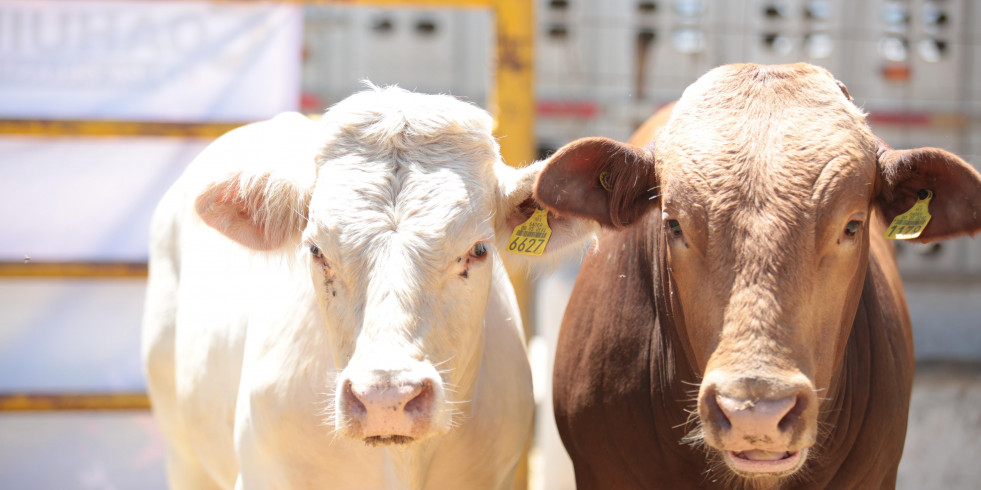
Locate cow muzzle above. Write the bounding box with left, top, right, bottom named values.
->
left=335, top=363, right=447, bottom=446
left=697, top=371, right=817, bottom=477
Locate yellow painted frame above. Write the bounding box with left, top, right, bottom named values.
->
left=0, top=0, right=534, bottom=170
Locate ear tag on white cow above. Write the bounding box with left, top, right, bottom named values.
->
left=507, top=208, right=552, bottom=256
left=885, top=189, right=933, bottom=240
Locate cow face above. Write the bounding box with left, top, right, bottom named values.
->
left=536, top=64, right=981, bottom=481
left=194, top=87, right=596, bottom=447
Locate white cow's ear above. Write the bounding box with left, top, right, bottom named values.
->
left=196, top=171, right=313, bottom=251
left=494, top=160, right=601, bottom=267
left=876, top=137, right=981, bottom=243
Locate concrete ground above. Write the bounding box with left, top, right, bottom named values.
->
left=897, top=362, right=981, bottom=490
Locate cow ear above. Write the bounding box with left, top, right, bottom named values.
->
left=534, top=136, right=658, bottom=229
left=494, top=160, right=601, bottom=265
left=876, top=138, right=981, bottom=242
left=196, top=171, right=313, bottom=251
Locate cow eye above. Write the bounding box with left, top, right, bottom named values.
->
left=309, top=244, right=324, bottom=258
left=666, top=219, right=683, bottom=237
left=458, top=242, right=489, bottom=278
left=844, top=220, right=862, bottom=237
left=469, top=242, right=488, bottom=259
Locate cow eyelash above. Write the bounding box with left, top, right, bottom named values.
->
left=469, top=243, right=488, bottom=259
left=308, top=244, right=331, bottom=271
left=457, top=242, right=489, bottom=278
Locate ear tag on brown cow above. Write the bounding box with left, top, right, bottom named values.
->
left=507, top=208, right=552, bottom=256
left=599, top=172, right=613, bottom=192
left=885, top=189, right=933, bottom=240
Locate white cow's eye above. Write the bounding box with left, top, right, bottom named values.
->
left=309, top=244, right=324, bottom=258
left=470, top=243, right=488, bottom=258
left=459, top=242, right=490, bottom=279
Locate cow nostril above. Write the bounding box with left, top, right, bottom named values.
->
left=778, top=394, right=808, bottom=433
left=342, top=379, right=367, bottom=417
left=706, top=390, right=732, bottom=431
left=404, top=379, right=434, bottom=415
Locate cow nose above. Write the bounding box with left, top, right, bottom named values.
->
left=709, top=393, right=806, bottom=438
left=699, top=374, right=816, bottom=453
left=340, top=374, right=437, bottom=442
left=344, top=377, right=434, bottom=417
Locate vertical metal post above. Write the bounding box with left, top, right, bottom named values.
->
left=492, top=0, right=536, bottom=341
left=491, top=3, right=535, bottom=489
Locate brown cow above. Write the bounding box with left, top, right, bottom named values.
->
left=535, top=63, right=981, bottom=489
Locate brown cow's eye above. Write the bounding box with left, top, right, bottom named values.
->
left=844, top=220, right=862, bottom=237
left=666, top=219, right=683, bottom=237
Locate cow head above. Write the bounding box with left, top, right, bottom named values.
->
left=536, top=64, right=981, bottom=481
left=194, top=86, right=596, bottom=447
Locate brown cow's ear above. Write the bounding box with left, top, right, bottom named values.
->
left=534, top=137, right=658, bottom=229
left=876, top=139, right=981, bottom=243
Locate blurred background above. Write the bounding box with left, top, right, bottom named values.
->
left=0, top=1, right=978, bottom=489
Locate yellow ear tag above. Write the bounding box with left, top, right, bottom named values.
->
left=599, top=171, right=613, bottom=192
left=507, top=208, right=552, bottom=256
left=885, top=189, right=933, bottom=240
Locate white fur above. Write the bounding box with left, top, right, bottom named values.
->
left=142, top=86, right=594, bottom=489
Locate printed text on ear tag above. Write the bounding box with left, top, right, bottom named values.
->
left=507, top=208, right=552, bottom=256
left=885, top=189, right=933, bottom=240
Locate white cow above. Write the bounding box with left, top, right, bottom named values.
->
left=141, top=86, right=596, bottom=489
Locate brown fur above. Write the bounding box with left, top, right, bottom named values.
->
left=539, top=63, right=981, bottom=489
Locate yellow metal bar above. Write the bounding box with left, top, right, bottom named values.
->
left=491, top=0, right=536, bottom=170
left=489, top=5, right=534, bottom=487
left=0, top=119, right=241, bottom=139
left=0, top=393, right=150, bottom=411
left=0, top=262, right=148, bottom=279
left=491, top=0, right=535, bottom=336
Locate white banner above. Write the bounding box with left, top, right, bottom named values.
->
left=0, top=136, right=208, bottom=261
left=0, top=1, right=302, bottom=122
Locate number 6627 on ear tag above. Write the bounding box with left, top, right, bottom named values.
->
left=507, top=208, right=552, bottom=256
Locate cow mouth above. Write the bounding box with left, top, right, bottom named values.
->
left=724, top=448, right=805, bottom=476
left=363, top=435, right=415, bottom=447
